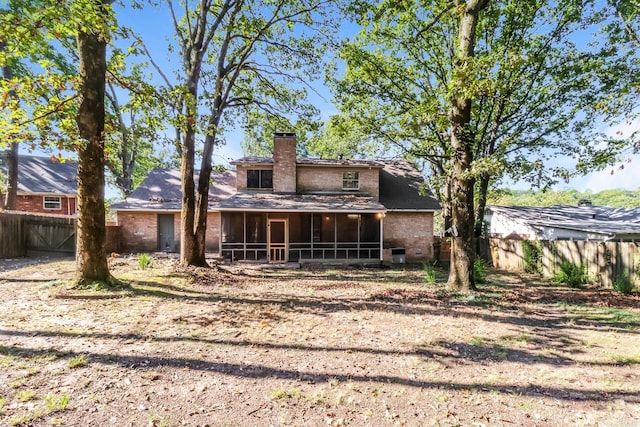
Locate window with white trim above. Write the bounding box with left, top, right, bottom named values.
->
left=342, top=171, right=359, bottom=190
left=43, top=196, right=62, bottom=210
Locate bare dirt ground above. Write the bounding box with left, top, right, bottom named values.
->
left=0, top=257, right=639, bottom=427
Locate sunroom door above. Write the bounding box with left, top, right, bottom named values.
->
left=268, top=219, right=287, bottom=263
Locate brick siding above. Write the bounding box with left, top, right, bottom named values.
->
left=15, top=195, right=76, bottom=216
left=272, top=134, right=297, bottom=192
left=383, top=211, right=434, bottom=262
left=116, top=211, right=221, bottom=254
left=297, top=166, right=380, bottom=199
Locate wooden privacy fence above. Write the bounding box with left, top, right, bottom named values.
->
left=485, top=238, right=640, bottom=288
left=0, top=211, right=76, bottom=257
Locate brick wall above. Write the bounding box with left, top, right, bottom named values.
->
left=15, top=195, right=76, bottom=216
left=272, top=133, right=297, bottom=192
left=117, top=212, right=159, bottom=252
left=116, top=211, right=221, bottom=253
left=383, top=211, right=434, bottom=262
left=297, top=166, right=379, bottom=199
left=205, top=212, right=220, bottom=252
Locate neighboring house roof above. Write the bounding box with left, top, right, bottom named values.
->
left=110, top=168, right=236, bottom=211
left=218, top=192, right=386, bottom=212
left=379, top=161, right=441, bottom=211
left=0, top=154, right=78, bottom=195
left=487, top=205, right=640, bottom=240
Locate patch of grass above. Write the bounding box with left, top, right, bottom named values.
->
left=43, top=393, right=69, bottom=412
left=138, top=253, right=153, bottom=269
left=8, top=379, right=25, bottom=389
left=559, top=303, right=640, bottom=326
left=0, top=395, right=5, bottom=414
left=613, top=275, right=635, bottom=294
left=305, top=391, right=326, bottom=405
left=71, top=276, right=129, bottom=291
left=17, top=390, right=36, bottom=402
left=271, top=387, right=303, bottom=400
left=492, top=344, right=508, bottom=359
left=470, top=337, right=485, bottom=347
left=0, top=354, right=15, bottom=366
left=68, top=354, right=89, bottom=369
left=149, top=412, right=168, bottom=427
left=473, top=258, right=489, bottom=284
left=11, top=408, right=44, bottom=426
left=612, top=355, right=640, bottom=365
left=423, top=263, right=437, bottom=284
left=24, top=367, right=40, bottom=377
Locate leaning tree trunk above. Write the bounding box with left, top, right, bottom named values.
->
left=74, top=3, right=112, bottom=285
left=192, top=112, right=222, bottom=267
left=446, top=0, right=489, bottom=291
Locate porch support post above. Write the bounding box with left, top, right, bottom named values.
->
left=333, top=213, right=337, bottom=259
left=357, top=214, right=361, bottom=259
left=379, top=213, right=384, bottom=262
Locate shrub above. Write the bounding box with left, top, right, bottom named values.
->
left=423, top=262, right=437, bottom=284
left=613, top=275, right=635, bottom=295
left=138, top=253, right=153, bottom=269
left=553, top=261, right=587, bottom=288
left=473, top=258, right=488, bottom=284
left=522, top=241, right=542, bottom=275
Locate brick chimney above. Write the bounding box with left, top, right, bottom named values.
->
left=272, top=132, right=297, bottom=193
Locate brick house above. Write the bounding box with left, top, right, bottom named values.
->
left=112, top=133, right=441, bottom=263
left=1, top=154, right=77, bottom=216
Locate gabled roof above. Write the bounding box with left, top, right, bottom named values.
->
left=111, top=159, right=442, bottom=213
left=487, top=205, right=640, bottom=238
left=110, top=168, right=236, bottom=211
left=0, top=154, right=78, bottom=195
left=379, top=160, right=441, bottom=211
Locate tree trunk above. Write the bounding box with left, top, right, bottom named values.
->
left=179, top=129, right=200, bottom=266
left=179, top=80, right=203, bottom=266
left=446, top=0, right=489, bottom=292
left=1, top=40, right=18, bottom=210
left=474, top=171, right=490, bottom=238
left=192, top=123, right=219, bottom=266
left=74, top=3, right=112, bottom=285
left=3, top=143, right=18, bottom=210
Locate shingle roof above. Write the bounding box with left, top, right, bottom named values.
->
left=111, top=159, right=441, bottom=213
left=218, top=192, right=386, bottom=212
left=488, top=205, right=640, bottom=237
left=110, top=168, right=236, bottom=211
left=231, top=156, right=385, bottom=168
left=379, top=160, right=441, bottom=211
left=0, top=154, right=78, bottom=195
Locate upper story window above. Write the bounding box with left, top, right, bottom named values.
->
left=43, top=196, right=61, bottom=210
left=342, top=171, right=359, bottom=190
left=247, top=169, right=273, bottom=189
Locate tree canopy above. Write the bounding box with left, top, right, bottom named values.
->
left=333, top=0, right=639, bottom=290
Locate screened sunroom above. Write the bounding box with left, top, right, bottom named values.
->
left=218, top=193, right=385, bottom=263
